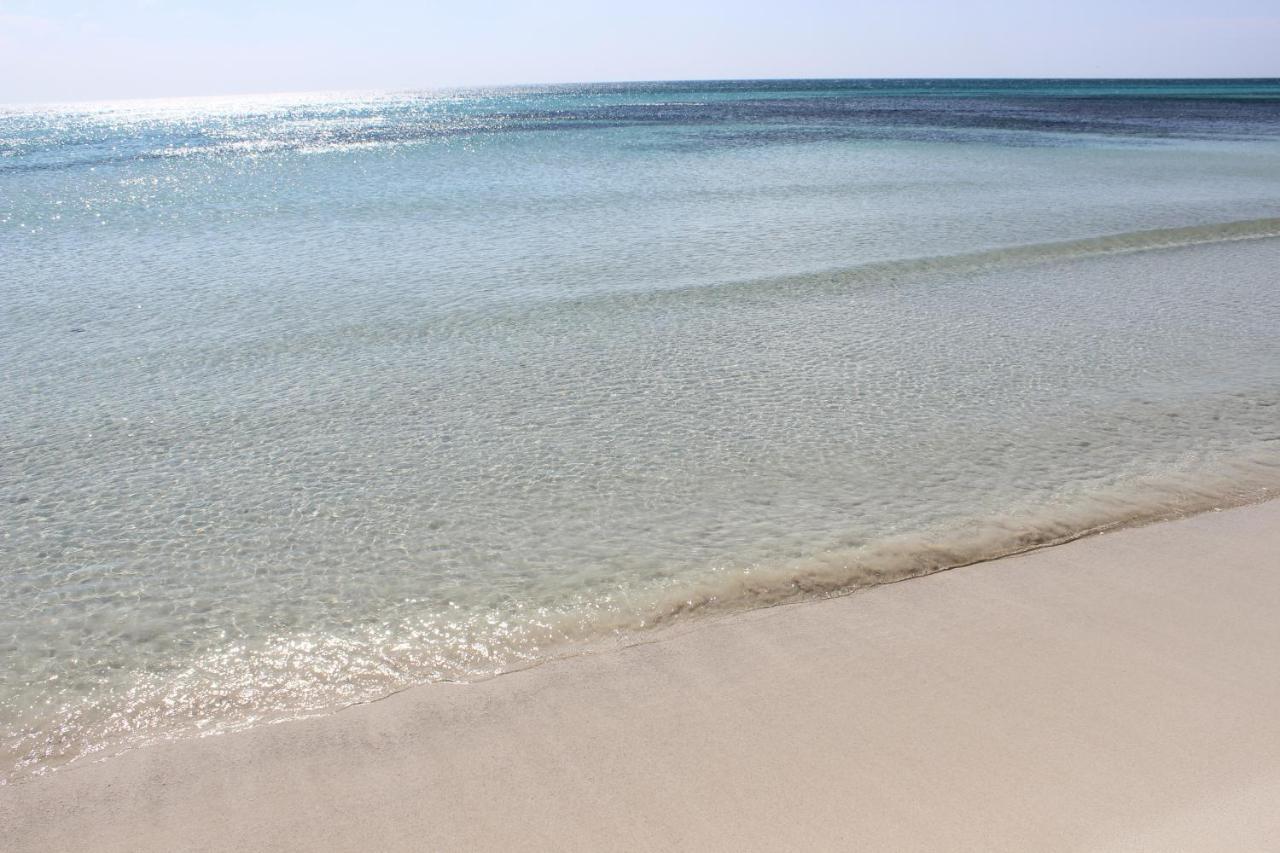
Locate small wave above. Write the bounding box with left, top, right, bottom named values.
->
left=604, top=449, right=1280, bottom=631
left=732, top=217, right=1280, bottom=298
left=506, top=216, right=1280, bottom=321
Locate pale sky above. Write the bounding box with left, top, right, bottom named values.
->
left=1, top=0, right=1278, bottom=103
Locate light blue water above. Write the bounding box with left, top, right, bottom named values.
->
left=3, top=80, right=1280, bottom=780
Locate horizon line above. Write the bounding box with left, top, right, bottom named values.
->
left=4, top=74, right=1279, bottom=110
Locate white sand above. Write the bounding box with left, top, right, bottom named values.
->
left=4, top=500, right=1280, bottom=852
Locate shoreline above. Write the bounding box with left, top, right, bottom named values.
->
left=5, top=498, right=1280, bottom=851
left=6, top=451, right=1278, bottom=785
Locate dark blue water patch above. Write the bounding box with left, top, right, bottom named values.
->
left=2, top=79, right=1279, bottom=176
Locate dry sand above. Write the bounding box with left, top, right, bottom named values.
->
left=4, top=499, right=1280, bottom=852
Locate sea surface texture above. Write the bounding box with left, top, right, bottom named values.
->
left=3, top=79, right=1280, bottom=780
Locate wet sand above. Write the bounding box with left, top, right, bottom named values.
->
left=4, top=499, right=1280, bottom=852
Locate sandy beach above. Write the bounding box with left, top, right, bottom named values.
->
left=2, top=498, right=1278, bottom=851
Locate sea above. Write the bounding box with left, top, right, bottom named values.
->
left=3, top=79, right=1280, bottom=781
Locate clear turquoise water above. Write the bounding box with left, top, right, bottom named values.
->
left=4, top=80, right=1280, bottom=780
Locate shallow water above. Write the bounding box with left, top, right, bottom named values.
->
left=3, top=80, right=1280, bottom=780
